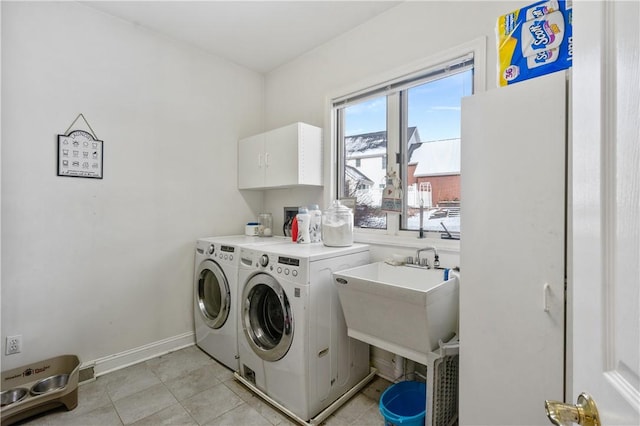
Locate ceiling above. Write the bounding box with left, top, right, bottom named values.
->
left=82, top=1, right=402, bottom=73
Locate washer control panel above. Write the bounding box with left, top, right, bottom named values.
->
left=239, top=249, right=307, bottom=284
left=276, top=256, right=300, bottom=278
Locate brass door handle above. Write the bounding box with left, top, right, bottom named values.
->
left=545, top=393, right=601, bottom=426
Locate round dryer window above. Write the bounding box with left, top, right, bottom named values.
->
left=242, top=273, right=293, bottom=361
left=196, top=260, right=230, bottom=329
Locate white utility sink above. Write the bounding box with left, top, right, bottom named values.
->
left=333, top=262, right=459, bottom=364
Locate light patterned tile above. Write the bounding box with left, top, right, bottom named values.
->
left=329, top=394, right=376, bottom=425
left=74, top=379, right=113, bottom=415
left=360, top=376, right=392, bottom=403
left=223, top=379, right=256, bottom=402
left=224, top=379, right=303, bottom=425
left=164, top=364, right=221, bottom=401
left=101, top=362, right=162, bottom=401
left=351, top=404, right=384, bottom=425
left=202, top=403, right=272, bottom=426
left=16, top=346, right=392, bottom=426
left=243, top=395, right=296, bottom=426
left=181, top=382, right=244, bottom=425
left=207, top=360, right=235, bottom=382
left=146, top=346, right=216, bottom=383
left=113, top=382, right=177, bottom=425
left=130, top=403, right=197, bottom=426
left=20, top=404, right=123, bottom=426
left=318, top=414, right=349, bottom=426
left=273, top=414, right=298, bottom=426
left=62, top=404, right=123, bottom=426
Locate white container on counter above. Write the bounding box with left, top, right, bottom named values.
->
left=321, top=200, right=353, bottom=247
left=245, top=222, right=259, bottom=236
left=296, top=207, right=310, bottom=244
left=309, top=204, right=322, bottom=243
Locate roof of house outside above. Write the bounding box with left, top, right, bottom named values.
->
left=345, top=127, right=419, bottom=159
left=411, top=138, right=460, bottom=176
left=344, top=164, right=374, bottom=185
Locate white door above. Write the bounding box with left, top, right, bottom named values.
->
left=459, top=71, right=567, bottom=425
left=568, top=1, right=639, bottom=424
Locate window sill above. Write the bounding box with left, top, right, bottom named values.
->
left=353, top=230, right=460, bottom=253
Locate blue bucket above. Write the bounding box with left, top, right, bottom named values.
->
left=379, top=381, right=426, bottom=426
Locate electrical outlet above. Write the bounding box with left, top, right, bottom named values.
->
left=5, top=335, right=22, bottom=355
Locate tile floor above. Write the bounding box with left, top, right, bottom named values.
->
left=16, top=345, right=391, bottom=426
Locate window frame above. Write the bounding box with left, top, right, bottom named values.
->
left=325, top=38, right=487, bottom=246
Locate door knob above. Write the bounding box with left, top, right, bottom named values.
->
left=545, top=393, right=601, bottom=426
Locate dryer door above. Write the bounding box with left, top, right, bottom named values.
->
left=195, top=259, right=231, bottom=329
left=242, top=273, right=293, bottom=361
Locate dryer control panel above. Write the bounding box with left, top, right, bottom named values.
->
left=196, top=241, right=237, bottom=267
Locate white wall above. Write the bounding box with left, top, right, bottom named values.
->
left=1, top=2, right=264, bottom=370
left=262, top=0, right=522, bottom=255
left=263, top=1, right=523, bottom=380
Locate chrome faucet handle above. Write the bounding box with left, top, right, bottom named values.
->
left=419, top=258, right=429, bottom=268
left=406, top=256, right=414, bottom=265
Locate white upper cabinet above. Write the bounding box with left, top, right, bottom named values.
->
left=238, top=122, right=322, bottom=190
left=237, top=132, right=265, bottom=189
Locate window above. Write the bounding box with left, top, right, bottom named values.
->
left=339, top=96, right=388, bottom=229
left=334, top=54, right=474, bottom=236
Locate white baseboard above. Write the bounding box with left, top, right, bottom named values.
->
left=85, top=331, right=195, bottom=378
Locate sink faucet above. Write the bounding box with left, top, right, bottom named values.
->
left=415, top=246, right=439, bottom=269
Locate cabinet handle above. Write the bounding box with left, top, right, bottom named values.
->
left=543, top=283, right=550, bottom=312
left=265, top=152, right=270, bottom=167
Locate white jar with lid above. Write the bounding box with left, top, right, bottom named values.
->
left=321, top=201, right=353, bottom=247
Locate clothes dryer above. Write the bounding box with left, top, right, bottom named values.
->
left=236, top=242, right=373, bottom=423
left=193, top=236, right=287, bottom=370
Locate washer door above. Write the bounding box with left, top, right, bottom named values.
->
left=196, top=260, right=231, bottom=329
left=242, top=273, right=293, bottom=362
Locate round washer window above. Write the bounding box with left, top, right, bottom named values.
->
left=242, top=274, right=293, bottom=361
left=196, top=260, right=230, bottom=329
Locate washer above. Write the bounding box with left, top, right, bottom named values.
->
left=193, top=235, right=287, bottom=370
left=236, top=242, right=372, bottom=423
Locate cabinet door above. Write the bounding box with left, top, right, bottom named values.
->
left=459, top=72, right=566, bottom=425
left=238, top=133, right=265, bottom=189
left=264, top=123, right=298, bottom=188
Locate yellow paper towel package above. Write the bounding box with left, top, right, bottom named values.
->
left=497, top=0, right=573, bottom=86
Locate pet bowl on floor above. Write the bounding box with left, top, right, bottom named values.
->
left=1, top=388, right=28, bottom=407
left=1, top=355, right=80, bottom=425
left=30, top=374, right=70, bottom=396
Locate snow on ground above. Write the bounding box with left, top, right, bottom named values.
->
left=407, top=214, right=460, bottom=233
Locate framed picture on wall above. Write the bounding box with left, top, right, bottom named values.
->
left=57, top=130, right=103, bottom=179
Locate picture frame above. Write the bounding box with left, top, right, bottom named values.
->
left=57, top=130, right=103, bottom=179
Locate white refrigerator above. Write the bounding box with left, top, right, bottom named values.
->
left=459, top=71, right=568, bottom=425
